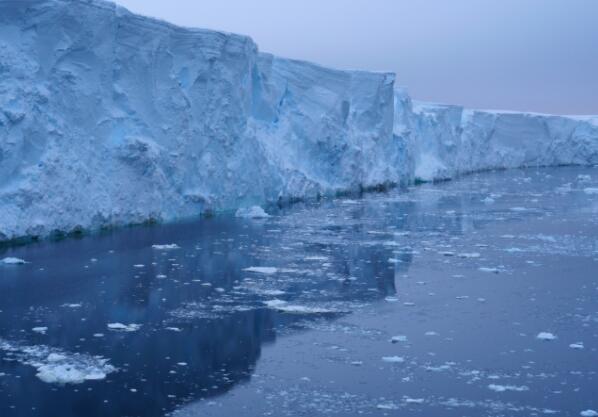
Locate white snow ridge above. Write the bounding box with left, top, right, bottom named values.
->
left=0, top=0, right=597, bottom=243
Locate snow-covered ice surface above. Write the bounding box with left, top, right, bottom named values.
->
left=0, top=166, right=597, bottom=416
left=1, top=0, right=597, bottom=243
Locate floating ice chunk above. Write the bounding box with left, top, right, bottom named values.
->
left=425, top=331, right=438, bottom=336
left=61, top=303, right=82, bottom=308
left=578, top=175, right=592, bottom=182
left=482, top=197, right=495, bottom=204
left=133, top=264, right=145, bottom=268
left=1, top=257, right=27, bottom=265
left=243, top=267, right=278, bottom=274
left=382, top=356, right=405, bottom=363
left=107, top=323, right=142, bottom=332
left=377, top=403, right=399, bottom=410
left=510, top=207, right=528, bottom=212
left=569, top=342, right=584, bottom=349
left=166, top=327, right=182, bottom=332
left=581, top=410, right=598, bottom=417
left=390, top=335, right=408, bottom=343
left=264, top=299, right=339, bottom=314
left=32, top=327, right=48, bottom=335
left=479, top=267, right=500, bottom=274
left=584, top=188, right=598, bottom=195
left=403, top=397, right=424, bottom=404
left=0, top=338, right=115, bottom=385
left=235, top=206, right=270, bottom=219
left=536, top=332, right=557, bottom=341
left=458, top=252, right=480, bottom=258
left=488, top=384, right=529, bottom=392
left=262, top=289, right=286, bottom=296
left=152, top=244, right=180, bottom=250
left=305, top=256, right=328, bottom=261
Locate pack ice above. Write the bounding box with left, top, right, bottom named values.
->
left=1, top=0, right=597, bottom=242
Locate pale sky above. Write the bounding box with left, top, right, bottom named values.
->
left=113, top=0, right=598, bottom=115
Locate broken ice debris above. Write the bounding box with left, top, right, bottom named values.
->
left=243, top=266, right=278, bottom=274
left=107, top=323, right=142, bottom=332
left=390, top=335, right=408, bottom=343
left=152, top=244, right=180, bottom=250
left=488, top=384, right=529, bottom=392
left=235, top=206, right=270, bottom=219
left=536, top=332, right=557, bottom=341
left=1, top=257, right=27, bottom=265
left=32, top=327, right=48, bottom=335
left=382, top=356, right=405, bottom=363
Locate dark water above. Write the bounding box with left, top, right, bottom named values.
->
left=0, top=167, right=597, bottom=417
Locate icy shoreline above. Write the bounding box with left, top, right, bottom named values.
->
left=1, top=0, right=597, bottom=243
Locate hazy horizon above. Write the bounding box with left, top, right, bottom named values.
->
left=113, top=0, right=598, bottom=115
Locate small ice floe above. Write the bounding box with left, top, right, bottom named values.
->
left=510, top=207, right=528, bottom=212
left=32, top=327, right=48, bottom=335
left=133, top=264, right=145, bottom=268
left=569, top=342, right=584, bottom=349
left=156, top=274, right=167, bottom=279
left=581, top=410, right=598, bottom=417
left=0, top=338, right=116, bottom=384
left=350, top=361, right=363, bottom=366
left=376, top=402, right=399, bottom=410
left=578, top=174, right=592, bottom=182
left=235, top=206, right=270, bottom=219
left=261, top=289, right=286, bottom=296
left=479, top=267, right=500, bottom=274
left=488, top=384, right=529, bottom=392
left=243, top=266, right=278, bottom=274
left=1, top=257, right=27, bottom=265
left=151, top=244, right=180, bottom=250
left=536, top=332, right=557, bottom=341
left=107, top=323, right=142, bottom=332
left=61, top=303, right=83, bottom=309
left=305, top=256, right=328, bottom=261
left=425, top=331, right=438, bottom=336
left=482, top=196, right=495, bottom=204
left=382, top=356, right=405, bottom=363
left=403, top=397, right=424, bottom=404
left=583, top=187, right=598, bottom=195
left=440, top=251, right=455, bottom=257
left=263, top=299, right=338, bottom=314
left=390, top=335, right=408, bottom=343
left=166, top=327, right=182, bottom=332
left=458, top=252, right=480, bottom=258
left=384, top=296, right=399, bottom=302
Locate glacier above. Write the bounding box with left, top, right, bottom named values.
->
left=1, top=0, right=597, bottom=243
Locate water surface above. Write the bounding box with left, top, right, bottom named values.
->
left=1, top=167, right=597, bottom=416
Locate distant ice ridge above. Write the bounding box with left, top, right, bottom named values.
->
left=1, top=0, right=597, bottom=243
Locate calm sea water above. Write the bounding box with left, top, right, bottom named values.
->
left=1, top=167, right=597, bottom=417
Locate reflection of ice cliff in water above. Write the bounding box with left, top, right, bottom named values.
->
left=0, top=200, right=416, bottom=417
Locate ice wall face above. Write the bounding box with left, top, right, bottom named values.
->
left=0, top=0, right=276, bottom=241
left=0, top=0, right=404, bottom=242
left=251, top=54, right=402, bottom=200
left=393, top=96, right=598, bottom=181
left=0, top=0, right=597, bottom=243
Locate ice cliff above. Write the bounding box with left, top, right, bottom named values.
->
left=1, top=0, right=597, bottom=243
